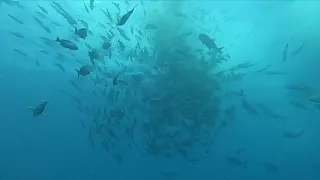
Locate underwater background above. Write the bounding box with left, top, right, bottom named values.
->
left=0, top=0, right=320, bottom=180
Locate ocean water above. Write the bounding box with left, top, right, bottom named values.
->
left=0, top=0, right=320, bottom=180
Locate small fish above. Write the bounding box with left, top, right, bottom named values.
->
left=74, top=27, right=88, bottom=39
left=35, top=11, right=47, bottom=19
left=289, top=101, right=309, bottom=110
left=117, top=5, right=138, bottom=26
left=14, top=48, right=27, bottom=57
left=101, top=8, right=113, bottom=22
left=291, top=44, right=305, bottom=56
left=102, top=41, right=111, bottom=50
left=118, top=40, right=125, bottom=51
left=309, top=95, right=320, bottom=104
left=10, top=31, right=24, bottom=38
left=226, top=156, right=247, bottom=167
left=256, top=64, right=271, bottom=73
left=89, top=0, right=95, bottom=10
left=130, top=26, right=134, bottom=34
left=39, top=49, right=49, bottom=55
left=56, top=37, right=78, bottom=50
left=38, top=4, right=48, bottom=14
left=260, top=162, right=279, bottom=173
left=36, top=59, right=40, bottom=66
left=42, top=25, right=51, bottom=34
left=54, top=63, right=66, bottom=72
left=283, top=43, right=288, bottom=62
left=85, top=43, right=93, bottom=50
left=198, top=33, right=223, bottom=52
left=75, top=65, right=95, bottom=77
left=88, top=50, right=102, bottom=65
left=145, top=23, right=157, bottom=30
left=283, top=130, right=305, bottom=139
left=83, top=0, right=89, bottom=13
left=8, top=13, right=23, bottom=24
left=112, top=2, right=120, bottom=11
left=77, top=19, right=89, bottom=29
left=28, top=101, right=49, bottom=117
left=264, top=70, right=287, bottom=75
left=51, top=21, right=62, bottom=26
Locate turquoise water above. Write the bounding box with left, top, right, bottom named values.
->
left=0, top=1, right=320, bottom=180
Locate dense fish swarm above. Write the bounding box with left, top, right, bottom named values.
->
left=1, top=0, right=319, bottom=179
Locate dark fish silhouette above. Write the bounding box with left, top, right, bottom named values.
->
left=283, top=43, right=288, bottom=62
left=37, top=4, right=48, bottom=14
left=198, top=33, right=223, bottom=52
left=56, top=37, right=78, bottom=50
left=28, top=101, right=49, bottom=117
left=74, top=27, right=88, bottom=39
left=75, top=65, right=94, bottom=77
left=117, top=5, right=137, bottom=26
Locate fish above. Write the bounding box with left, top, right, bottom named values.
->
left=88, top=50, right=103, bottom=65
left=35, top=11, right=47, bottom=19
left=38, top=5, right=48, bottom=14
left=83, top=0, right=89, bottom=13
left=14, top=48, right=27, bottom=57
left=54, top=63, right=66, bottom=72
left=89, top=0, right=95, bottom=10
left=8, top=13, right=23, bottom=24
left=118, top=40, right=125, bottom=51
left=282, top=130, right=305, bottom=139
left=56, top=37, right=78, bottom=50
left=10, top=31, right=24, bottom=38
left=101, top=8, right=113, bottom=22
left=112, top=2, right=120, bottom=11
left=260, top=162, right=279, bottom=173
left=77, top=19, right=89, bottom=29
left=117, top=5, right=137, bottom=26
left=145, top=23, right=157, bottom=30
left=51, top=21, right=62, bottom=26
left=226, top=156, right=247, bottom=167
left=282, top=43, right=288, bottom=62
left=241, top=99, right=259, bottom=115
left=291, top=44, right=305, bottom=56
left=256, top=64, right=271, bottom=73
left=289, top=101, right=309, bottom=110
left=28, top=101, right=49, bottom=117
left=102, top=41, right=111, bottom=50
left=75, top=65, right=95, bottom=77
left=198, top=33, right=223, bottom=52
left=309, top=95, right=320, bottom=104
left=74, top=27, right=88, bottom=39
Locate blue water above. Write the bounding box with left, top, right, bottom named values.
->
left=0, top=1, right=320, bottom=180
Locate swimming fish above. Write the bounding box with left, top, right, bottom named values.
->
left=74, top=27, right=88, bottom=39
left=117, top=5, right=137, bottom=26
left=28, top=101, right=49, bottom=117
left=56, top=37, right=78, bottom=50
left=75, top=65, right=95, bottom=77
left=198, top=33, right=223, bottom=52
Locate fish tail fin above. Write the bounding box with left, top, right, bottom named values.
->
left=74, top=27, right=78, bottom=35
left=56, top=37, right=60, bottom=42
left=75, top=69, right=80, bottom=78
